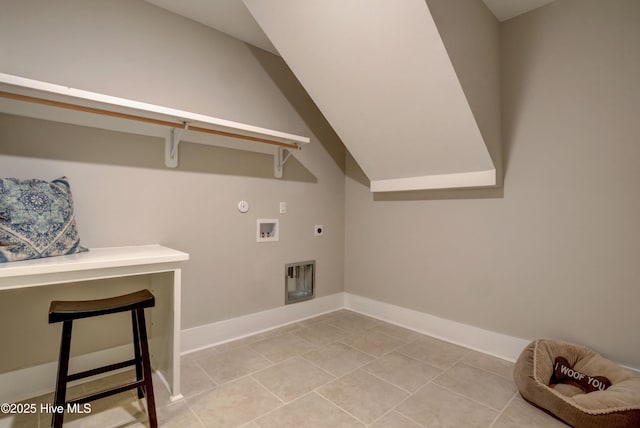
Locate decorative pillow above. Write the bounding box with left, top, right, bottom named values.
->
left=551, top=356, right=612, bottom=393
left=0, top=177, right=88, bottom=262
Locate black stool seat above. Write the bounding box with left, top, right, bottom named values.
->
left=49, top=289, right=155, bottom=323
left=48, top=289, right=157, bottom=428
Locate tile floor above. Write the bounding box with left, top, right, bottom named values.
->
left=1, top=310, right=568, bottom=427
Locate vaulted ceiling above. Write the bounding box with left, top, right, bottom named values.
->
left=145, top=0, right=556, bottom=56
left=243, top=0, right=497, bottom=192
left=145, top=0, right=555, bottom=191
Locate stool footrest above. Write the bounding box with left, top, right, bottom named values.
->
left=68, top=380, right=146, bottom=405
left=67, top=359, right=137, bottom=382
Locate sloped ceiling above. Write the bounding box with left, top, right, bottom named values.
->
left=243, top=0, right=495, bottom=192
left=143, top=1, right=557, bottom=57
left=145, top=0, right=278, bottom=54
left=483, top=0, right=557, bottom=21
left=146, top=0, right=549, bottom=191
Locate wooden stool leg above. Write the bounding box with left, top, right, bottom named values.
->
left=52, top=320, right=73, bottom=428
left=136, top=308, right=157, bottom=428
left=131, top=310, right=144, bottom=399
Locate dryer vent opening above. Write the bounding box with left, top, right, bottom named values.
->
left=285, top=261, right=315, bottom=304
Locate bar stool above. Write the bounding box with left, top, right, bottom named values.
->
left=48, top=289, right=157, bottom=428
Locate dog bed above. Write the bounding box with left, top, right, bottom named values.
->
left=514, top=339, right=640, bottom=428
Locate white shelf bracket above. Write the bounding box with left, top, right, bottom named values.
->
left=165, top=122, right=189, bottom=168
left=274, top=147, right=293, bottom=178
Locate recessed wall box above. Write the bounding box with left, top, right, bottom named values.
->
left=257, top=219, right=279, bottom=242
left=285, top=260, right=315, bottom=304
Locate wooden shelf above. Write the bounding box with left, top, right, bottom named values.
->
left=0, top=73, right=309, bottom=173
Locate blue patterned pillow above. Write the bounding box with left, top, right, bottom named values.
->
left=0, top=177, right=88, bottom=262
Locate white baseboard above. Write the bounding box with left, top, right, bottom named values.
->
left=344, top=292, right=530, bottom=362
left=179, top=291, right=529, bottom=363
left=344, top=293, right=640, bottom=373
left=180, top=292, right=346, bottom=354
left=0, top=344, right=133, bottom=404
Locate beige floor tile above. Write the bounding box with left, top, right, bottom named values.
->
left=115, top=420, right=153, bottom=428
left=157, top=400, right=205, bottom=428
left=13, top=313, right=548, bottom=428
left=180, top=357, right=216, bottom=398
left=371, top=323, right=424, bottom=343
left=183, top=346, right=220, bottom=362
left=461, top=350, right=515, bottom=380
left=196, top=346, right=271, bottom=384
left=397, top=336, right=469, bottom=369
left=35, top=406, right=55, bottom=428
left=265, top=323, right=304, bottom=336
left=60, top=391, right=146, bottom=428
left=433, top=362, right=517, bottom=410
left=363, top=351, right=441, bottom=392
left=227, top=326, right=303, bottom=350
left=207, top=336, right=266, bottom=354
left=0, top=411, right=38, bottom=428
left=492, top=396, right=569, bottom=427
left=397, top=383, right=498, bottom=427
left=250, top=333, right=317, bottom=363
left=292, top=322, right=350, bottom=347
left=303, top=342, right=374, bottom=377
left=369, top=411, right=424, bottom=428
left=186, top=377, right=282, bottom=428
left=317, top=369, right=408, bottom=424
left=340, top=330, right=405, bottom=357
left=295, top=310, right=345, bottom=327
left=14, top=384, right=80, bottom=428
left=30, top=385, right=86, bottom=428
left=252, top=356, right=334, bottom=402
left=323, top=312, right=380, bottom=333
left=205, top=327, right=296, bottom=356
left=255, top=392, right=364, bottom=428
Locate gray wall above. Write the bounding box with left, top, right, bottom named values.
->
left=345, top=0, right=640, bottom=368
left=2, top=0, right=639, bottom=374
left=0, top=0, right=345, bottom=371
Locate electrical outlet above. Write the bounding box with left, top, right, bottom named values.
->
left=314, top=225, right=324, bottom=236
